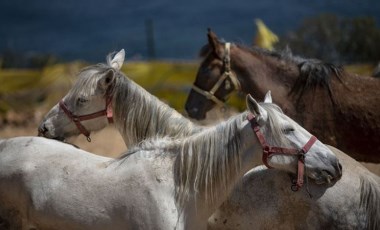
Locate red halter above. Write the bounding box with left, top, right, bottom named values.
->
left=247, top=113, right=317, bottom=191
left=59, top=96, right=113, bottom=142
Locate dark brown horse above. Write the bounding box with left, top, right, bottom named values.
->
left=185, top=29, right=380, bottom=163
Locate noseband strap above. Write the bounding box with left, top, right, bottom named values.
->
left=59, top=96, right=113, bottom=142
left=192, top=42, right=240, bottom=106
left=247, top=113, right=317, bottom=191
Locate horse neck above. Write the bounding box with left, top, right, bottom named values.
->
left=174, top=112, right=262, bottom=218
left=112, top=76, right=201, bottom=146
left=231, top=46, right=299, bottom=102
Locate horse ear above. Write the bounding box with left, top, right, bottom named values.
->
left=98, top=69, right=116, bottom=92
left=263, top=90, right=272, bottom=103
left=207, top=28, right=224, bottom=58
left=246, top=94, right=260, bottom=115
left=110, top=49, right=125, bottom=70
left=246, top=94, right=268, bottom=122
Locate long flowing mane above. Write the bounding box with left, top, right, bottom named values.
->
left=113, top=75, right=201, bottom=145
left=112, top=113, right=244, bottom=213
left=117, top=102, right=292, bottom=211
left=238, top=45, right=344, bottom=105
left=359, top=176, right=380, bottom=229
left=173, top=113, right=244, bottom=209
left=173, top=102, right=296, bottom=209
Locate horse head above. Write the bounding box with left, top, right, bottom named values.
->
left=246, top=91, right=342, bottom=185
left=185, top=29, right=239, bottom=119
left=38, top=49, right=125, bottom=142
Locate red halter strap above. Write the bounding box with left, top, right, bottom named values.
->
left=59, top=96, right=113, bottom=142
left=247, top=113, right=317, bottom=191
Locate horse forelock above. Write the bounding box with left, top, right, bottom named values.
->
left=359, top=175, right=380, bottom=230
left=66, top=63, right=120, bottom=105
left=66, top=67, right=101, bottom=106
left=259, top=103, right=292, bottom=147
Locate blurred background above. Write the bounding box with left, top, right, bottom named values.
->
left=1, top=0, right=380, bottom=62
left=0, top=0, right=379, bottom=173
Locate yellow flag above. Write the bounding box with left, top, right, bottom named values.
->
left=254, top=19, right=279, bottom=50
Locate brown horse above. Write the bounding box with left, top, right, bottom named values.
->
left=185, top=29, right=380, bottom=163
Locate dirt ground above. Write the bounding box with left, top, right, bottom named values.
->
left=1, top=120, right=379, bottom=176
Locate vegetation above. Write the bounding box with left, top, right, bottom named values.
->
left=0, top=49, right=58, bottom=69
left=0, top=61, right=246, bottom=126
left=2, top=14, right=379, bottom=125
left=277, top=14, right=380, bottom=64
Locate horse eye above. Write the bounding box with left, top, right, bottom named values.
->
left=77, top=97, right=88, bottom=104
left=283, top=127, right=295, bottom=134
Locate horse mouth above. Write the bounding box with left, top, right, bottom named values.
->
left=311, top=170, right=339, bottom=185
left=37, top=126, right=67, bottom=142
left=38, top=131, right=66, bottom=143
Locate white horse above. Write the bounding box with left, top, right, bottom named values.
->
left=38, top=49, right=201, bottom=145
left=1, top=94, right=341, bottom=229
left=37, top=50, right=380, bottom=229
left=208, top=147, right=380, bottom=230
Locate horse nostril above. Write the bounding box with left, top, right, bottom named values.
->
left=192, top=107, right=199, bottom=113
left=186, top=107, right=199, bottom=116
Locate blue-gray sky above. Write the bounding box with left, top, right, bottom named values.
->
left=0, top=0, right=379, bottom=61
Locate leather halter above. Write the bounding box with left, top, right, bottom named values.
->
left=59, top=96, right=113, bottom=142
left=192, top=43, right=241, bottom=106
left=247, top=113, right=317, bottom=191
